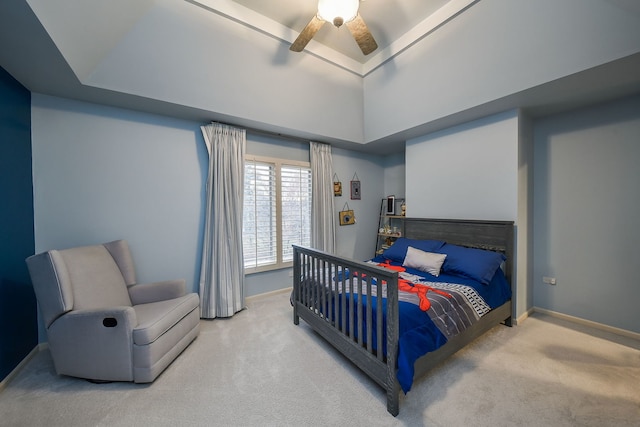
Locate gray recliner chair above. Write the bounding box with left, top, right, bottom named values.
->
left=26, top=240, right=200, bottom=383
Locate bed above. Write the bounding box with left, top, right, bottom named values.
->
left=291, top=218, right=514, bottom=416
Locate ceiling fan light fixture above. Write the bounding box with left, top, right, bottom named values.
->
left=290, top=0, right=377, bottom=55
left=318, top=0, right=359, bottom=27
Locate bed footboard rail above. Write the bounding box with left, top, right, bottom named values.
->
left=292, top=245, right=401, bottom=415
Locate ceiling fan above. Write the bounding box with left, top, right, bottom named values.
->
left=290, top=0, right=378, bottom=55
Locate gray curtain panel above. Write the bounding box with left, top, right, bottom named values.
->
left=310, top=141, right=336, bottom=253
left=199, top=123, right=246, bottom=319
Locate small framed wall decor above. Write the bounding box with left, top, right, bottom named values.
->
left=339, top=203, right=356, bottom=226
left=350, top=172, right=361, bottom=200
left=333, top=173, right=342, bottom=197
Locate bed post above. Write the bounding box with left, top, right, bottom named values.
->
left=503, top=314, right=513, bottom=327
left=386, top=273, right=400, bottom=416
left=292, top=246, right=300, bottom=325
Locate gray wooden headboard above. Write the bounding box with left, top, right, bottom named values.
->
left=403, top=218, right=515, bottom=286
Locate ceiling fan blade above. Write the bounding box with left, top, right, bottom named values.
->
left=346, top=14, right=378, bottom=55
left=290, top=15, right=325, bottom=52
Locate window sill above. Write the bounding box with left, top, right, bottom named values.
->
left=245, top=262, right=293, bottom=275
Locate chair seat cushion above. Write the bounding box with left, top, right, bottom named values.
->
left=132, top=293, right=199, bottom=346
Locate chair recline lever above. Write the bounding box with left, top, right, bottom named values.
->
left=103, top=317, right=118, bottom=327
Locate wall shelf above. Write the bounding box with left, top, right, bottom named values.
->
left=375, top=198, right=405, bottom=256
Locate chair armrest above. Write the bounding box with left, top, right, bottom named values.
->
left=47, top=307, right=137, bottom=381
left=128, top=279, right=187, bottom=305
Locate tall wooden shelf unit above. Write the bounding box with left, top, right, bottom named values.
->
left=375, top=198, right=405, bottom=256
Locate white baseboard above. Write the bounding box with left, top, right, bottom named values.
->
left=514, top=307, right=535, bottom=325
left=246, top=287, right=292, bottom=302
left=532, top=307, right=640, bottom=341
left=0, top=345, right=40, bottom=393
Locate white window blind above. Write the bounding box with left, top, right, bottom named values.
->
left=281, top=165, right=312, bottom=262
left=243, top=161, right=277, bottom=269
left=243, top=157, right=311, bottom=272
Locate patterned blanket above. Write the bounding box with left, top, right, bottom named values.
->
left=364, top=262, right=491, bottom=339
left=316, top=262, right=492, bottom=340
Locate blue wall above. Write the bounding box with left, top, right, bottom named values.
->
left=30, top=94, right=394, bottom=342
left=533, top=95, right=640, bottom=333
left=0, top=66, right=37, bottom=381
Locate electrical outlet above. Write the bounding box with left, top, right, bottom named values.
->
left=542, top=276, right=556, bottom=285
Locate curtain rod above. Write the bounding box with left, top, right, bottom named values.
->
left=209, top=121, right=319, bottom=146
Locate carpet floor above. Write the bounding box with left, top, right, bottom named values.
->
left=1, top=289, right=638, bottom=426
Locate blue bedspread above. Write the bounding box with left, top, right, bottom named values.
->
left=367, top=256, right=511, bottom=393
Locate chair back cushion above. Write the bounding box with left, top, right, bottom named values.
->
left=26, top=250, right=75, bottom=328
left=103, top=240, right=137, bottom=286
left=60, top=245, right=133, bottom=311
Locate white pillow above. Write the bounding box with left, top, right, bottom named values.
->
left=402, top=246, right=447, bottom=277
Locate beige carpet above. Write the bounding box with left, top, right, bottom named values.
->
left=1, top=289, right=638, bottom=426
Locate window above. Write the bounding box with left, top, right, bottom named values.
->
left=243, top=156, right=312, bottom=273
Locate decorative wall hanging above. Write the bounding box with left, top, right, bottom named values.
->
left=350, top=172, right=361, bottom=200
left=333, top=173, right=342, bottom=197
left=339, top=202, right=356, bottom=226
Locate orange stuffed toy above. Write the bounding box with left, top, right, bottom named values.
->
left=377, top=260, right=452, bottom=311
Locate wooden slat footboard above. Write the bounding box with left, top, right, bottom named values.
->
left=292, top=245, right=401, bottom=415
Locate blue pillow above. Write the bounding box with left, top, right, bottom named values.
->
left=439, top=243, right=506, bottom=285
left=382, top=238, right=445, bottom=263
